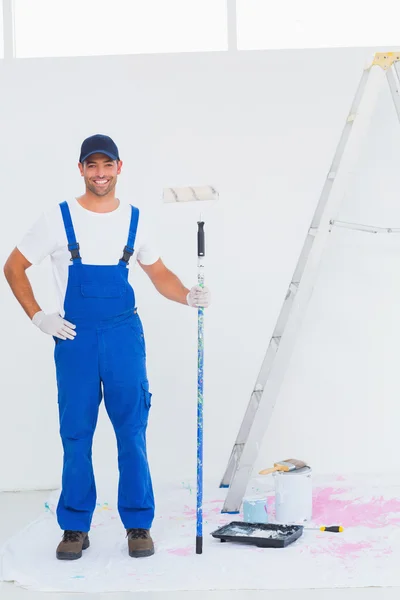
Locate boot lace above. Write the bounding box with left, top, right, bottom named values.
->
left=63, top=530, right=83, bottom=543
left=127, top=528, right=148, bottom=539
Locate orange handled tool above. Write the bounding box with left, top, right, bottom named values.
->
left=259, top=458, right=307, bottom=476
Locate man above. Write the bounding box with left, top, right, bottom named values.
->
left=3, top=134, right=210, bottom=561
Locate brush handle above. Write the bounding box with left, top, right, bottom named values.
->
left=259, top=466, right=279, bottom=476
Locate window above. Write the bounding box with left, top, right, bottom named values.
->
left=14, top=0, right=228, bottom=58
left=237, top=0, right=400, bottom=50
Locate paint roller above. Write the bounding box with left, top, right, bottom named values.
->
left=163, top=184, right=219, bottom=555
left=163, top=185, right=218, bottom=204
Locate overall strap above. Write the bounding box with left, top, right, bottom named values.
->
left=59, top=201, right=82, bottom=263
left=119, top=205, right=139, bottom=267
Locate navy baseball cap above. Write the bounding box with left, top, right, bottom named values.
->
left=79, top=134, right=120, bottom=163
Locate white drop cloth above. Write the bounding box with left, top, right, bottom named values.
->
left=1, top=474, right=400, bottom=592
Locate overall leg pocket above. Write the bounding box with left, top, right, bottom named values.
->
left=140, top=380, right=152, bottom=427
left=129, top=316, right=146, bottom=355
left=53, top=335, right=65, bottom=361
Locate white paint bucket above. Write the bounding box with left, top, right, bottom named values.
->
left=273, top=466, right=312, bottom=524
left=243, top=497, right=268, bottom=524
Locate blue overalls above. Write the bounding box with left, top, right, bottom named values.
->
left=54, top=201, right=154, bottom=533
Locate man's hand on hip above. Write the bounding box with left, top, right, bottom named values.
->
left=186, top=285, right=211, bottom=308
left=32, top=311, right=77, bottom=340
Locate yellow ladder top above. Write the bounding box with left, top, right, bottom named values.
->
left=371, top=52, right=400, bottom=70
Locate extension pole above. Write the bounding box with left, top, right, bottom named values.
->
left=196, top=219, right=205, bottom=554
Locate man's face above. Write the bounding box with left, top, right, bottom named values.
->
left=78, top=153, right=122, bottom=197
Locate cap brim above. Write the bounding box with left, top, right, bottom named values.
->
left=80, top=149, right=119, bottom=163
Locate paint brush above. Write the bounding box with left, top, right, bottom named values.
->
left=259, top=458, right=307, bottom=476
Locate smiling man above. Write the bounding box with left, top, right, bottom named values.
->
left=3, top=134, right=210, bottom=561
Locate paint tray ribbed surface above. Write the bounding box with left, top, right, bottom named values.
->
left=211, top=521, right=303, bottom=548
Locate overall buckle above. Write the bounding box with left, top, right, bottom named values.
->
left=121, top=245, right=134, bottom=263
left=68, top=243, right=81, bottom=261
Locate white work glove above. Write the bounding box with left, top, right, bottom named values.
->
left=186, top=285, right=211, bottom=308
left=32, top=311, right=77, bottom=340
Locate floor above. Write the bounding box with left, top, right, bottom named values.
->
left=0, top=491, right=398, bottom=599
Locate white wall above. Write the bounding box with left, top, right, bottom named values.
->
left=1, top=46, right=400, bottom=493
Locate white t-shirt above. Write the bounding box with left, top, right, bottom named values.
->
left=17, top=199, right=160, bottom=315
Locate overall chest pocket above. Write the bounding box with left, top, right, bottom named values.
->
left=80, top=284, right=124, bottom=298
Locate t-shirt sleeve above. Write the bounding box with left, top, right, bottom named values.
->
left=136, top=216, right=160, bottom=266
left=17, top=211, right=58, bottom=266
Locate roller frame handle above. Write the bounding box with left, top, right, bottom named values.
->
left=197, top=221, right=205, bottom=258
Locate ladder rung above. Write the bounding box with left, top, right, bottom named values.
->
left=332, top=220, right=400, bottom=234
left=251, top=389, right=263, bottom=405
left=271, top=336, right=281, bottom=348
left=233, top=443, right=245, bottom=452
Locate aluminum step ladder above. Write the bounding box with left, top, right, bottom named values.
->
left=221, top=51, right=400, bottom=514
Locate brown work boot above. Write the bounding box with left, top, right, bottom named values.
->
left=56, top=530, right=90, bottom=560
left=126, top=528, right=154, bottom=557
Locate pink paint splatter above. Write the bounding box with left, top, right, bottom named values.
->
left=265, top=487, right=400, bottom=528
left=266, top=495, right=276, bottom=518
left=309, top=540, right=373, bottom=559
left=208, top=507, right=224, bottom=515
left=312, top=488, right=400, bottom=529
left=170, top=486, right=400, bottom=542
left=375, top=548, right=393, bottom=558
left=167, top=546, right=192, bottom=557
left=183, top=506, right=197, bottom=518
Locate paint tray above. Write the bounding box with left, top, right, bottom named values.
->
left=211, top=521, right=303, bottom=548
